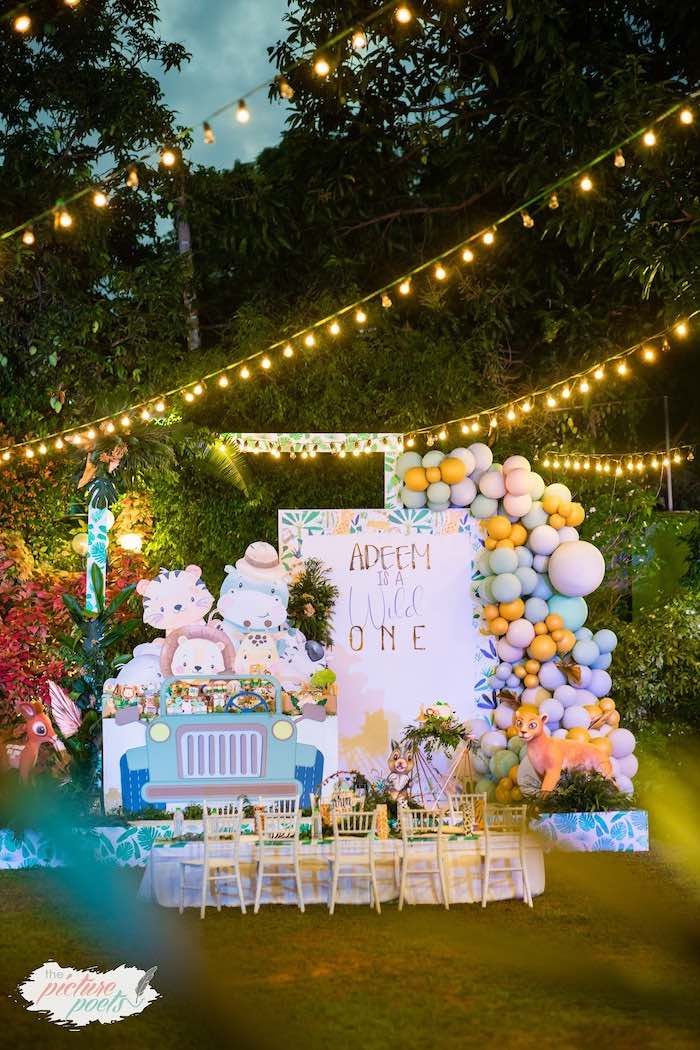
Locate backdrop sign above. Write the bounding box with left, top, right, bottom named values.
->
left=279, top=509, right=495, bottom=773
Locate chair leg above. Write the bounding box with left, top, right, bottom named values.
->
left=329, top=860, right=340, bottom=915
left=481, top=855, right=490, bottom=908
left=200, top=864, right=208, bottom=920
left=179, top=866, right=185, bottom=915
left=294, top=858, right=305, bottom=914
left=521, top=849, right=533, bottom=907
left=254, top=853, right=264, bottom=914
left=398, top=853, right=409, bottom=911
left=370, top=858, right=381, bottom=915
left=438, top=852, right=450, bottom=911
left=235, top=864, right=247, bottom=914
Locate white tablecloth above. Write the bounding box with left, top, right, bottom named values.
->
left=138, top=837, right=545, bottom=908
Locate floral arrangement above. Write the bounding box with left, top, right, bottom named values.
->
left=286, top=558, right=339, bottom=646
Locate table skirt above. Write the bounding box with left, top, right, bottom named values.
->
left=138, top=838, right=545, bottom=908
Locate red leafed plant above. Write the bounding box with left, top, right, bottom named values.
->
left=0, top=531, right=144, bottom=726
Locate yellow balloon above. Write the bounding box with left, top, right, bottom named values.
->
left=485, top=537, right=498, bottom=550
left=549, top=512, right=566, bottom=530
left=558, top=501, right=572, bottom=518
left=568, top=502, right=586, bottom=527
left=509, top=524, right=527, bottom=547
left=425, top=466, right=442, bottom=484
left=525, top=659, right=541, bottom=674
left=490, top=617, right=509, bottom=636
left=524, top=673, right=539, bottom=688
left=499, top=598, right=525, bottom=621
left=483, top=604, right=499, bottom=621
left=599, top=697, right=616, bottom=713
left=545, top=613, right=564, bottom=631
left=439, top=456, right=467, bottom=484
left=556, top=629, right=576, bottom=654
left=495, top=538, right=515, bottom=549
left=508, top=763, right=520, bottom=783
left=487, top=515, right=512, bottom=540
left=542, top=493, right=560, bottom=514
left=589, top=737, right=613, bottom=755
left=405, top=466, right=429, bottom=492
left=511, top=786, right=523, bottom=801
left=534, top=621, right=548, bottom=635
left=528, top=635, right=557, bottom=662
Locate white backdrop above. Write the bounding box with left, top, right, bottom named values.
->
left=279, top=509, right=489, bottom=775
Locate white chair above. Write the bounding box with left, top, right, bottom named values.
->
left=398, top=807, right=449, bottom=910
left=178, top=802, right=249, bottom=918
left=254, top=809, right=305, bottom=913
left=258, top=795, right=299, bottom=815
left=330, top=790, right=364, bottom=813
left=328, top=810, right=380, bottom=915
left=446, top=792, right=487, bottom=835
left=480, top=803, right=532, bottom=908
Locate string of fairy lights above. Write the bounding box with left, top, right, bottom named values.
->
left=1, top=0, right=414, bottom=244
left=2, top=96, right=698, bottom=463
left=536, top=445, right=695, bottom=478
left=406, top=311, right=699, bottom=446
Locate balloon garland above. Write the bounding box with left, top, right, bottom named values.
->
left=394, top=445, right=637, bottom=800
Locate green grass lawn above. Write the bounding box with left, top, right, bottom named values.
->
left=1, top=849, right=698, bottom=1050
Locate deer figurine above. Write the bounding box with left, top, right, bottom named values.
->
left=1, top=700, right=64, bottom=782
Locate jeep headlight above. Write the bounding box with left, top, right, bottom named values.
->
left=272, top=719, right=293, bottom=741
left=149, top=722, right=171, bottom=743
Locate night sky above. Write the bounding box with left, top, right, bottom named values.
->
left=155, top=0, right=290, bottom=169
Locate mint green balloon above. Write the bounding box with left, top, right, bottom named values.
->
left=508, top=735, right=525, bottom=755
left=475, top=777, right=496, bottom=800
left=489, top=749, right=519, bottom=779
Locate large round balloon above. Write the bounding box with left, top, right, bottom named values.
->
left=479, top=469, right=506, bottom=500
left=471, top=494, right=499, bottom=519
left=573, top=639, right=600, bottom=667
left=516, top=546, right=534, bottom=568
left=543, top=482, right=572, bottom=507
left=404, top=466, right=429, bottom=492
left=503, top=492, right=532, bottom=518
left=540, top=698, right=564, bottom=723
left=515, top=566, right=538, bottom=595
left=480, top=729, right=508, bottom=755
left=548, top=540, right=605, bottom=597
left=547, top=594, right=588, bottom=631
left=440, top=457, right=467, bottom=485
left=531, top=574, right=554, bottom=600
left=505, top=467, right=532, bottom=495
left=609, top=728, right=635, bottom=758
left=427, top=480, right=451, bottom=505
left=491, top=573, right=522, bottom=603
left=538, top=661, right=566, bottom=690
left=489, top=547, right=519, bottom=575
left=496, top=638, right=525, bottom=664
left=589, top=669, right=612, bottom=698
left=506, top=618, right=535, bottom=649
left=449, top=477, right=477, bottom=507
left=400, top=486, right=427, bottom=509
left=449, top=447, right=477, bottom=475
left=562, top=705, right=591, bottom=730
left=395, top=451, right=423, bottom=480
left=503, top=455, right=530, bottom=473
left=468, top=443, right=493, bottom=472
left=422, top=450, right=445, bottom=468
left=521, top=502, right=549, bottom=530
left=490, top=749, right=519, bottom=779
left=528, top=473, right=545, bottom=499
left=594, top=629, right=618, bottom=653
left=529, top=524, right=560, bottom=556
left=524, top=596, right=548, bottom=624
left=494, top=703, right=516, bottom=729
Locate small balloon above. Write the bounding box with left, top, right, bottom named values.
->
left=449, top=447, right=477, bottom=475
left=467, top=443, right=493, bottom=472
left=449, top=477, right=477, bottom=507
left=400, top=486, right=428, bottom=509
left=521, top=502, right=549, bottom=530
left=422, top=450, right=445, bottom=468
left=395, top=451, right=423, bottom=480
left=470, top=494, right=499, bottom=519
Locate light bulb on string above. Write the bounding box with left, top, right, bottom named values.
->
left=615, top=464, right=623, bottom=476
left=636, top=461, right=644, bottom=472
left=13, top=14, right=32, bottom=33
left=673, top=452, right=682, bottom=464
left=240, top=366, right=250, bottom=380
left=543, top=457, right=551, bottom=468
left=506, top=407, right=516, bottom=422
left=642, top=130, right=656, bottom=147
left=521, top=401, right=532, bottom=413
left=55, top=209, right=73, bottom=230
left=462, top=247, right=474, bottom=263
left=406, top=437, right=415, bottom=448
left=579, top=175, right=593, bottom=192
left=25, top=447, right=35, bottom=459
left=21, top=228, right=35, bottom=246
left=329, top=321, right=341, bottom=336
left=434, top=263, right=447, bottom=280
left=277, top=76, right=294, bottom=100
left=86, top=428, right=96, bottom=440
left=92, top=190, right=108, bottom=208
left=595, top=461, right=602, bottom=473
left=482, top=229, right=495, bottom=246
left=438, top=429, right=447, bottom=441
left=160, top=148, right=177, bottom=168
left=603, top=462, right=611, bottom=474
left=651, top=456, right=659, bottom=469
left=521, top=211, right=534, bottom=228
left=674, top=321, right=688, bottom=338
left=546, top=395, right=557, bottom=408
left=579, top=379, right=590, bottom=393
left=203, top=122, right=215, bottom=144
left=193, top=383, right=204, bottom=396
left=395, top=4, right=412, bottom=23
left=105, top=421, right=115, bottom=434
left=351, top=28, right=367, bottom=50
left=218, top=375, right=229, bottom=388
left=283, top=344, right=294, bottom=358
left=304, top=333, right=316, bottom=348
left=398, top=279, right=411, bottom=295
left=355, top=308, right=367, bottom=324
left=680, top=108, right=693, bottom=125
left=140, top=409, right=151, bottom=421
left=261, top=356, right=271, bottom=370
left=314, top=57, right=330, bottom=77
left=548, top=193, right=559, bottom=209
left=471, top=421, right=480, bottom=433
left=236, top=99, right=250, bottom=124
left=155, top=400, right=166, bottom=412
left=594, top=366, right=605, bottom=381
left=55, top=438, right=64, bottom=450
left=614, top=149, right=625, bottom=168
left=562, top=385, right=571, bottom=399
left=126, top=165, right=139, bottom=189
left=642, top=345, right=656, bottom=363
left=38, top=443, right=47, bottom=455
left=381, top=293, right=393, bottom=308
left=2, top=451, right=10, bottom=462
left=184, top=391, right=195, bottom=403
left=616, top=361, right=629, bottom=376
left=64, top=0, right=81, bottom=7
left=583, top=460, right=591, bottom=471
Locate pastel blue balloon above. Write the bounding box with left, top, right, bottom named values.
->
left=495, top=662, right=512, bottom=680
left=547, top=595, right=588, bottom=631
left=568, top=688, right=595, bottom=706
left=592, top=652, right=612, bottom=670
left=400, top=486, right=427, bottom=509
left=427, top=481, right=451, bottom=505
left=489, top=548, right=519, bottom=575
left=573, top=639, right=601, bottom=667
left=478, top=577, right=495, bottom=602
left=540, top=698, right=564, bottom=723
left=396, top=451, right=423, bottom=480
left=449, top=478, right=477, bottom=507
left=515, top=546, right=534, bottom=568
left=532, top=554, right=550, bottom=573
left=575, top=627, right=593, bottom=640
left=553, top=684, right=579, bottom=708
left=532, top=574, right=554, bottom=600
left=470, top=494, right=499, bottom=519
left=521, top=502, right=549, bottom=530
left=491, top=573, right=522, bottom=603
left=575, top=665, right=593, bottom=689
left=524, top=597, right=549, bottom=624
left=594, top=629, right=618, bottom=654
left=422, top=450, right=445, bottom=468
left=506, top=674, right=522, bottom=688
left=516, top=566, right=538, bottom=595
left=538, top=662, right=566, bottom=690
left=589, top=669, right=612, bottom=698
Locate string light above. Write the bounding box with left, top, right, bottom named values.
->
left=562, top=385, right=571, bottom=399
left=236, top=100, right=250, bottom=124
left=56, top=209, right=73, bottom=229
left=184, top=391, right=195, bottom=403
left=642, top=130, right=657, bottom=147
left=482, top=229, right=495, bottom=246
left=203, top=122, right=215, bottom=144
left=351, top=28, right=368, bottom=50
left=680, top=108, right=693, bottom=125
left=521, top=211, right=535, bottom=228
left=314, top=57, right=330, bottom=77
left=160, top=148, right=177, bottom=168
left=462, top=247, right=474, bottom=263
left=579, top=379, right=590, bottom=393
left=594, top=366, right=605, bottom=381
left=642, top=346, right=656, bottom=363
left=155, top=400, right=166, bottom=412
left=579, top=175, right=593, bottom=192
left=105, top=421, right=115, bottom=433
left=92, top=190, right=109, bottom=208
left=261, top=356, right=271, bottom=369
left=21, top=228, right=35, bottom=246
left=674, top=321, right=688, bottom=337
left=283, top=344, right=294, bottom=358
left=328, top=321, right=341, bottom=336
left=126, top=165, right=139, bottom=189
left=434, top=263, right=447, bottom=280
left=304, top=333, right=316, bottom=348
left=277, top=76, right=294, bottom=100
left=240, top=366, right=250, bottom=380
left=548, top=193, right=559, bottom=209
left=395, top=4, right=412, bottom=23
left=381, top=292, right=393, bottom=308
left=616, top=361, right=629, bottom=376
left=13, top=14, right=31, bottom=33
left=537, top=444, right=694, bottom=478
left=355, top=308, right=367, bottom=324
left=614, top=149, right=625, bottom=168
left=193, top=383, right=204, bottom=396
left=399, top=279, right=411, bottom=295
left=218, top=375, right=229, bottom=387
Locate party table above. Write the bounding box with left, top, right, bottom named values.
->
left=138, top=835, right=545, bottom=908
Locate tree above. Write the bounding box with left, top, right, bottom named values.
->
left=0, top=0, right=192, bottom=440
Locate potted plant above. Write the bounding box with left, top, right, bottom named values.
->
left=529, top=770, right=649, bottom=852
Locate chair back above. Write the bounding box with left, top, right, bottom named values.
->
left=202, top=802, right=243, bottom=854
left=260, top=795, right=299, bottom=815
left=483, top=803, right=528, bottom=842
left=446, top=792, right=487, bottom=834
left=399, top=807, right=444, bottom=843
left=332, top=809, right=377, bottom=838
left=330, top=791, right=364, bottom=812
left=256, top=809, right=301, bottom=843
